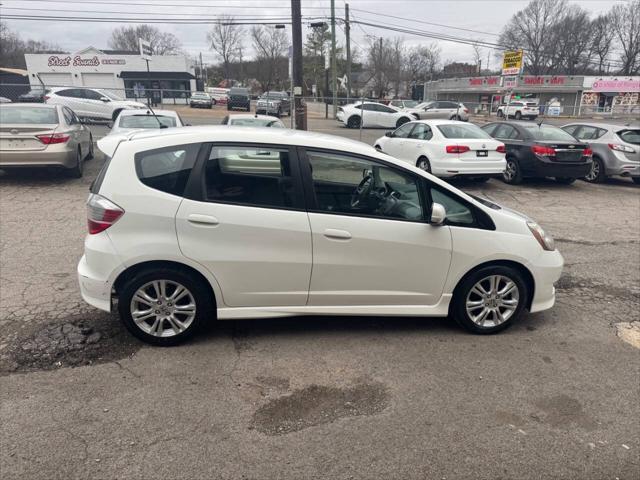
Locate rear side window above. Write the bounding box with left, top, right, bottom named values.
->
left=617, top=129, right=640, bottom=145
left=135, top=144, right=199, bottom=196
left=204, top=146, right=297, bottom=209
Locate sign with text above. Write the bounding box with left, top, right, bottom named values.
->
left=590, top=79, right=640, bottom=93
left=47, top=55, right=126, bottom=67
left=502, top=50, right=523, bottom=76
left=502, top=76, right=518, bottom=89
left=139, top=39, right=152, bottom=61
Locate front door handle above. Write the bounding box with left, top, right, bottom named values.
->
left=323, top=229, right=352, bottom=240
left=187, top=214, right=219, bottom=226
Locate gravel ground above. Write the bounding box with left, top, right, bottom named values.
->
left=1, top=112, right=638, bottom=479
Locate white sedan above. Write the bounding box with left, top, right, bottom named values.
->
left=337, top=101, right=414, bottom=129
left=221, top=113, right=285, bottom=128
left=375, top=120, right=506, bottom=180
left=108, top=109, right=184, bottom=135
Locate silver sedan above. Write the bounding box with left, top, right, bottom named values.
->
left=0, top=103, right=93, bottom=177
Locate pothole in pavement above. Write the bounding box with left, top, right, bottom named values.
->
left=250, top=382, right=390, bottom=435
left=1, top=313, right=141, bottom=375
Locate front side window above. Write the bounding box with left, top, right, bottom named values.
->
left=307, top=151, right=424, bottom=222
left=56, top=89, right=81, bottom=98
left=392, top=123, right=414, bottom=138
left=135, top=144, right=199, bottom=196
left=205, top=146, right=296, bottom=209
left=430, top=188, right=474, bottom=225
left=493, top=124, right=519, bottom=140
left=576, top=125, right=605, bottom=140
left=83, top=89, right=104, bottom=101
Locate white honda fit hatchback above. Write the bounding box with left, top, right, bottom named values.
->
left=78, top=127, right=563, bottom=345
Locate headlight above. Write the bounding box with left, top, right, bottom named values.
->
left=527, top=221, right=555, bottom=251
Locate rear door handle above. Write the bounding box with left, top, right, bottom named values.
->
left=187, top=214, right=219, bottom=226
left=323, top=229, right=352, bottom=240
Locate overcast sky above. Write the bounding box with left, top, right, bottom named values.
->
left=2, top=0, right=628, bottom=69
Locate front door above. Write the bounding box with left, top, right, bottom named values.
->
left=301, top=149, right=452, bottom=306
left=382, top=122, right=415, bottom=158
left=175, top=144, right=312, bottom=307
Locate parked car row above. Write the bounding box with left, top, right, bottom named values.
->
left=372, top=118, right=639, bottom=185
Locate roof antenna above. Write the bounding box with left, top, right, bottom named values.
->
left=146, top=104, right=167, bottom=129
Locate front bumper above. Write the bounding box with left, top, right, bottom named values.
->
left=190, top=101, right=212, bottom=107
left=256, top=104, right=280, bottom=114
left=0, top=148, right=76, bottom=168
left=527, top=249, right=564, bottom=313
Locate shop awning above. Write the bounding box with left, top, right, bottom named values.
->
left=120, top=71, right=195, bottom=80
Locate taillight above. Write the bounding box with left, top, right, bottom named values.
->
left=446, top=145, right=470, bottom=154
left=496, top=144, right=506, bottom=154
left=463, top=108, right=469, bottom=113
left=43, top=95, right=49, bottom=101
left=531, top=145, right=555, bottom=156
left=87, top=194, right=124, bottom=235
left=608, top=143, right=635, bottom=153
left=583, top=148, right=593, bottom=157
left=37, top=133, right=70, bottom=144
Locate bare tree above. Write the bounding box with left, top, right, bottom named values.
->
left=498, top=0, right=568, bottom=74
left=109, top=25, right=182, bottom=54
left=590, top=14, right=616, bottom=74
left=366, top=38, right=393, bottom=98
left=389, top=38, right=405, bottom=98
left=251, top=26, right=288, bottom=92
left=471, top=42, right=484, bottom=74
left=404, top=43, right=441, bottom=92
left=611, top=0, right=640, bottom=75
left=546, top=5, right=593, bottom=74
left=207, top=16, right=243, bottom=82
left=0, top=22, right=63, bottom=68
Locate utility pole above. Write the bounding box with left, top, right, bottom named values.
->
left=199, top=52, right=204, bottom=89
left=345, top=3, right=351, bottom=100
left=330, top=0, right=337, bottom=117
left=291, top=0, right=305, bottom=130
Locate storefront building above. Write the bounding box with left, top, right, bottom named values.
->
left=24, top=47, right=197, bottom=103
left=424, top=75, right=639, bottom=116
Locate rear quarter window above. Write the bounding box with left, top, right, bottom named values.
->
left=134, top=143, right=200, bottom=196
left=617, top=129, right=640, bottom=145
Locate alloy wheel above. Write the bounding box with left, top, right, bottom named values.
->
left=465, top=275, right=520, bottom=327
left=130, top=280, right=197, bottom=337
left=585, top=160, right=599, bottom=182
left=503, top=161, right=517, bottom=181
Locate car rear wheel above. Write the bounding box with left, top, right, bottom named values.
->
left=68, top=147, right=83, bottom=178
left=497, top=110, right=504, bottom=118
left=118, top=268, right=213, bottom=346
left=416, top=156, right=431, bottom=173
left=347, top=115, right=361, bottom=128
left=396, top=117, right=409, bottom=128
left=452, top=266, right=528, bottom=334
left=502, top=158, right=522, bottom=184
left=584, top=156, right=605, bottom=183
left=555, top=177, right=576, bottom=185
left=515, top=111, right=522, bottom=120
left=86, top=134, right=94, bottom=160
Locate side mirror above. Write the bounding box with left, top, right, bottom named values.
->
left=385, top=131, right=393, bottom=137
left=100, top=97, right=110, bottom=102
left=430, top=202, right=446, bottom=226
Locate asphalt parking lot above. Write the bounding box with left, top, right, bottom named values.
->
left=1, top=108, right=639, bottom=479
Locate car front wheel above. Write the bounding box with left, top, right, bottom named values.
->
left=118, top=268, right=213, bottom=346
left=416, top=156, right=431, bottom=173
left=347, top=115, right=361, bottom=128
left=452, top=266, right=528, bottom=334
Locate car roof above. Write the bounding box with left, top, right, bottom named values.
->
left=118, top=108, right=178, bottom=117
left=227, top=114, right=282, bottom=120
left=409, top=119, right=470, bottom=126
left=561, top=122, right=636, bottom=131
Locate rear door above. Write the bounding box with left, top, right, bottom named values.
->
left=376, top=104, right=401, bottom=128
left=175, top=143, right=312, bottom=307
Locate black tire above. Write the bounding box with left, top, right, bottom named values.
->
left=502, top=157, right=522, bottom=184
left=584, top=156, right=606, bottom=183
left=515, top=111, right=522, bottom=120
left=211, top=99, right=216, bottom=107
left=555, top=177, right=576, bottom=185
left=276, top=107, right=282, bottom=118
left=347, top=115, right=361, bottom=128
left=396, top=117, right=410, bottom=128
left=118, top=268, right=214, bottom=346
left=633, top=177, right=640, bottom=185
left=68, top=147, right=83, bottom=178
left=86, top=134, right=94, bottom=160
left=451, top=265, right=529, bottom=334
left=497, top=110, right=504, bottom=118
left=111, top=109, right=122, bottom=122
left=416, top=156, right=431, bottom=173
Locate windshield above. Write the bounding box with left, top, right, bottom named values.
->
left=263, top=93, right=286, bottom=99
left=118, top=115, right=177, bottom=129
left=0, top=106, right=58, bottom=124
left=192, top=92, right=209, bottom=98
left=229, top=118, right=284, bottom=127
left=98, top=90, right=123, bottom=101
left=437, top=124, right=492, bottom=139
left=522, top=125, right=578, bottom=142
left=403, top=100, right=419, bottom=108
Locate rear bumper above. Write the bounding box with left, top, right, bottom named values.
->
left=432, top=159, right=506, bottom=178
left=529, top=159, right=592, bottom=178
left=605, top=151, right=640, bottom=177
left=528, top=249, right=564, bottom=313
left=0, top=148, right=76, bottom=168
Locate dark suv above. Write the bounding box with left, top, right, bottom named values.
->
left=227, top=87, right=251, bottom=111
left=481, top=121, right=592, bottom=185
